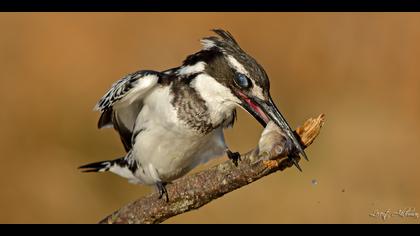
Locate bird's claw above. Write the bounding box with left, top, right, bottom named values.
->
left=227, top=150, right=241, bottom=167
left=157, top=182, right=169, bottom=202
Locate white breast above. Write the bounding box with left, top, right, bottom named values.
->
left=130, top=86, right=227, bottom=185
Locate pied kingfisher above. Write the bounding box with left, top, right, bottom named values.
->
left=79, top=29, right=307, bottom=201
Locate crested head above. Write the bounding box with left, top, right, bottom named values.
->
left=178, top=29, right=271, bottom=105
left=168, top=29, right=277, bottom=131
left=201, top=29, right=270, bottom=91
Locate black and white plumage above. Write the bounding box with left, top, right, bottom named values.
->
left=79, top=29, right=307, bottom=201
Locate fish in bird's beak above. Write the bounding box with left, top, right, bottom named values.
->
left=236, top=91, right=308, bottom=164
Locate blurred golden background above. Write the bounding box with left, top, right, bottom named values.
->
left=0, top=13, right=419, bottom=224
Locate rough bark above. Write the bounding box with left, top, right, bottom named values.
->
left=99, top=114, right=326, bottom=224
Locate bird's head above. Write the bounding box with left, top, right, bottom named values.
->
left=179, top=29, right=307, bottom=160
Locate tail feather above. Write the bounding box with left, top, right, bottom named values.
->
left=78, top=160, right=114, bottom=173
left=79, top=156, right=138, bottom=180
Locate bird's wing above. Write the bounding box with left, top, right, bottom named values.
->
left=95, top=70, right=161, bottom=151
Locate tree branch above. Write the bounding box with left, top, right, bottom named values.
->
left=99, top=114, right=326, bottom=224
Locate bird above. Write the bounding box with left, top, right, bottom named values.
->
left=79, top=29, right=307, bottom=202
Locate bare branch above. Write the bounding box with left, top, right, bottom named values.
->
left=99, top=114, right=326, bottom=224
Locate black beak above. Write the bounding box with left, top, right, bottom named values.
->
left=238, top=93, right=308, bottom=162
left=259, top=97, right=308, bottom=162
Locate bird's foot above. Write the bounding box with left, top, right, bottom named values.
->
left=226, top=150, right=241, bottom=167
left=156, top=182, right=169, bottom=202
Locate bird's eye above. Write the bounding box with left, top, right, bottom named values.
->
left=234, top=73, right=250, bottom=89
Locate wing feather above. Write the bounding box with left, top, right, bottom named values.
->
left=95, top=70, right=161, bottom=151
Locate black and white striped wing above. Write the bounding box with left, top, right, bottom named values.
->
left=95, top=70, right=161, bottom=151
